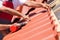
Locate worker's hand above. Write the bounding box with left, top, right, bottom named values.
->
left=46, top=4, right=51, bottom=10
left=41, top=3, right=50, bottom=9
left=24, top=15, right=29, bottom=19
left=12, top=23, right=20, bottom=26
left=20, top=15, right=30, bottom=21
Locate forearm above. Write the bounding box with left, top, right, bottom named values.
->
left=24, top=1, right=44, bottom=8
left=0, top=6, right=26, bottom=18
left=0, top=23, right=20, bottom=30
left=0, top=24, right=12, bottom=30
left=0, top=24, right=12, bottom=28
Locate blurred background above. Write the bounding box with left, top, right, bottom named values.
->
left=47, top=0, right=60, bottom=20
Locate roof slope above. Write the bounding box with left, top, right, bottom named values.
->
left=3, top=7, right=58, bottom=40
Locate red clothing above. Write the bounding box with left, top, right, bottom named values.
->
left=0, top=1, right=14, bottom=21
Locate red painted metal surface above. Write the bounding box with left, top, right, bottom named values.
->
left=3, top=7, right=57, bottom=40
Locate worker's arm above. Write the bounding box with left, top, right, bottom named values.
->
left=0, top=6, right=29, bottom=19
left=0, top=21, right=27, bottom=30
left=0, top=24, right=12, bottom=30
left=24, top=1, right=48, bottom=8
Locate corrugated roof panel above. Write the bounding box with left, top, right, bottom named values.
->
left=3, top=7, right=57, bottom=40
